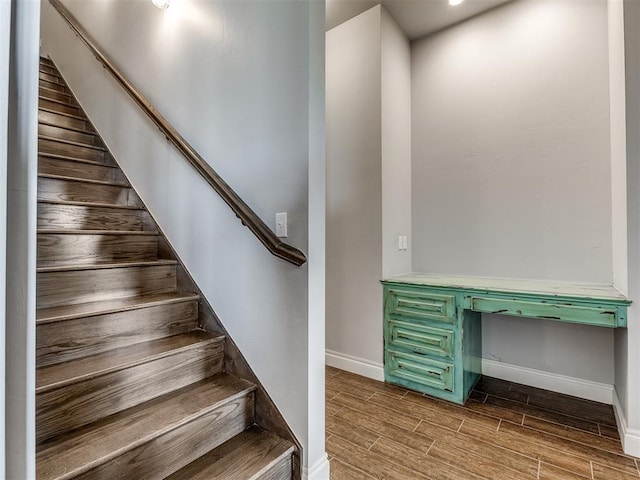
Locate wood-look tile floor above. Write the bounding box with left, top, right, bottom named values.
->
left=326, top=367, right=640, bottom=480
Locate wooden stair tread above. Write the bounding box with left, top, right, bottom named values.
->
left=37, top=259, right=176, bottom=273
left=39, top=74, right=65, bottom=86
left=37, top=292, right=199, bottom=324
left=38, top=152, right=112, bottom=167
left=38, top=173, right=126, bottom=187
left=37, top=229, right=158, bottom=235
left=39, top=86, right=71, bottom=99
left=39, top=96, right=75, bottom=110
left=39, top=106, right=87, bottom=121
left=166, top=426, right=294, bottom=480
left=37, top=198, right=144, bottom=210
left=36, top=330, right=222, bottom=392
left=39, top=135, right=106, bottom=152
left=36, top=373, right=256, bottom=480
left=39, top=118, right=96, bottom=136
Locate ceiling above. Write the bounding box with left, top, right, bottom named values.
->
left=326, top=0, right=514, bottom=40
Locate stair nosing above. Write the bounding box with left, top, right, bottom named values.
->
left=37, top=229, right=158, bottom=235
left=36, top=332, right=224, bottom=394
left=39, top=135, right=106, bottom=152
left=38, top=152, right=115, bottom=168
left=37, top=173, right=127, bottom=187
left=39, top=119, right=96, bottom=136
left=36, top=293, right=200, bottom=324
left=168, top=427, right=295, bottom=480
left=37, top=199, right=144, bottom=210
left=38, top=106, right=87, bottom=122
left=249, top=446, right=296, bottom=480
left=39, top=95, right=77, bottom=109
left=36, top=259, right=177, bottom=273
left=39, top=85, right=71, bottom=98
left=39, top=74, right=65, bottom=86
left=38, top=375, right=256, bottom=480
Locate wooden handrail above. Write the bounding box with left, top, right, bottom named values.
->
left=49, top=0, right=307, bottom=267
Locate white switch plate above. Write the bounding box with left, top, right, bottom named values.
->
left=276, top=212, right=288, bottom=238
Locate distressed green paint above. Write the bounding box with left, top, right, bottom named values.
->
left=382, top=274, right=631, bottom=405
left=388, top=319, right=454, bottom=358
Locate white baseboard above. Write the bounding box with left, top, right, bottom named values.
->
left=482, top=359, right=614, bottom=404
left=325, top=351, right=614, bottom=404
left=304, top=453, right=330, bottom=480
left=613, top=390, right=640, bottom=457
left=325, top=349, right=384, bottom=381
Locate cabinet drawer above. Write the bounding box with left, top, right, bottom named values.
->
left=386, top=349, right=454, bottom=393
left=387, top=319, right=454, bottom=359
left=386, top=288, right=456, bottom=324
left=470, top=296, right=618, bottom=327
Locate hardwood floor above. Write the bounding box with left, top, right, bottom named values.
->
left=326, top=367, right=639, bottom=480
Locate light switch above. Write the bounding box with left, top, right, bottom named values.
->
left=276, top=212, right=288, bottom=238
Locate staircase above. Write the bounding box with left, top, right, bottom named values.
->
left=36, top=56, right=296, bottom=480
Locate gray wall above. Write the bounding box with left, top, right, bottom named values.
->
left=411, top=0, right=615, bottom=384
left=41, top=0, right=326, bottom=470
left=617, top=0, right=640, bottom=447
left=326, top=5, right=411, bottom=370
left=381, top=8, right=412, bottom=278
left=326, top=6, right=383, bottom=366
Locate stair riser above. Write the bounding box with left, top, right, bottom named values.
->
left=38, top=157, right=126, bottom=185
left=39, top=109, right=89, bottom=131
left=37, top=233, right=159, bottom=267
left=39, top=138, right=105, bottom=163
left=39, top=71, right=64, bottom=85
left=36, top=300, right=199, bottom=367
left=36, top=338, right=225, bottom=443
left=73, top=393, right=254, bottom=480
left=39, top=98, right=79, bottom=116
left=38, top=177, right=139, bottom=207
left=261, top=458, right=293, bottom=480
left=38, top=203, right=147, bottom=231
left=39, top=123, right=100, bottom=147
left=39, top=87, right=73, bottom=104
left=37, top=265, right=177, bottom=308
left=39, top=79, right=67, bottom=93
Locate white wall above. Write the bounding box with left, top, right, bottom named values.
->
left=326, top=5, right=411, bottom=374
left=306, top=0, right=329, bottom=476
left=4, top=0, right=40, bottom=477
left=411, top=0, right=616, bottom=385
left=41, top=0, right=327, bottom=474
left=326, top=6, right=383, bottom=370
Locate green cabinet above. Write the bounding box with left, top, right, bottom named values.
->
left=383, top=283, right=481, bottom=404
left=382, top=274, right=631, bottom=405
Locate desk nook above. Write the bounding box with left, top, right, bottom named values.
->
left=382, top=274, right=631, bottom=405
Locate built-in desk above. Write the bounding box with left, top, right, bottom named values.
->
left=381, top=274, right=631, bottom=404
